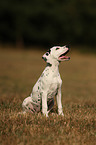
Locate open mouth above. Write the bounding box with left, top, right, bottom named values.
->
left=58, top=50, right=70, bottom=61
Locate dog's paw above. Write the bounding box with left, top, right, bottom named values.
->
left=58, top=112, right=64, bottom=116
left=43, top=112, right=49, bottom=117
left=44, top=114, right=49, bottom=117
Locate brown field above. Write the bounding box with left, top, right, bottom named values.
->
left=0, top=47, right=96, bottom=145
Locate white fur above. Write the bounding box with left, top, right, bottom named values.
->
left=22, top=45, right=70, bottom=117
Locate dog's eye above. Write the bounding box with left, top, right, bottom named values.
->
left=56, top=48, right=60, bottom=50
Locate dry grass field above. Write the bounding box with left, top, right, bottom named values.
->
left=0, top=47, right=96, bottom=145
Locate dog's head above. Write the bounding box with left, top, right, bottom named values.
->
left=42, top=45, right=70, bottom=65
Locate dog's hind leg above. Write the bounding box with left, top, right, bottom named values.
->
left=22, top=97, right=35, bottom=113
left=22, top=96, right=41, bottom=113
left=48, top=99, right=54, bottom=113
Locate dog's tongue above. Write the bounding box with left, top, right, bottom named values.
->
left=60, top=56, right=70, bottom=59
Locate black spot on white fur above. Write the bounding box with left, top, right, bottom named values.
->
left=46, top=63, right=52, bottom=67
left=42, top=56, right=47, bottom=62
left=47, top=49, right=51, bottom=54
left=56, top=47, right=60, bottom=50
left=46, top=52, right=49, bottom=56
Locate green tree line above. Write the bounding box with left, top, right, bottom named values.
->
left=0, top=0, right=96, bottom=47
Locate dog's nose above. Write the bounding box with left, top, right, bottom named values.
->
left=65, top=45, right=70, bottom=49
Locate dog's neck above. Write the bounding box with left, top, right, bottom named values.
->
left=46, top=60, right=60, bottom=73
left=47, top=58, right=59, bottom=66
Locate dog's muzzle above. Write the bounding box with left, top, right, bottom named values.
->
left=58, top=48, right=70, bottom=61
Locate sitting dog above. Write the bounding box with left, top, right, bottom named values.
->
left=22, top=45, right=70, bottom=117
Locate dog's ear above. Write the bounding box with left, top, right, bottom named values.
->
left=46, top=49, right=51, bottom=54
left=42, top=49, right=52, bottom=65
left=42, top=55, right=47, bottom=62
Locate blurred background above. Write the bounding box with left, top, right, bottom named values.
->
left=0, top=0, right=96, bottom=50
left=0, top=3, right=96, bottom=144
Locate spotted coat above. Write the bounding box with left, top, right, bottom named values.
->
left=22, top=45, right=70, bottom=117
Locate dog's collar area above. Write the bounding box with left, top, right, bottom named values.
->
left=46, top=63, right=52, bottom=67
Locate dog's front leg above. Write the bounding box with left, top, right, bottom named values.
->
left=56, top=87, right=64, bottom=116
left=42, top=92, right=48, bottom=117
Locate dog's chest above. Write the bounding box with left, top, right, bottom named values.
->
left=47, top=82, right=58, bottom=100
left=42, top=67, right=61, bottom=99
left=32, top=66, right=62, bottom=103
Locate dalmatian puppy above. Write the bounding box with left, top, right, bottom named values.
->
left=22, top=45, right=70, bottom=117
